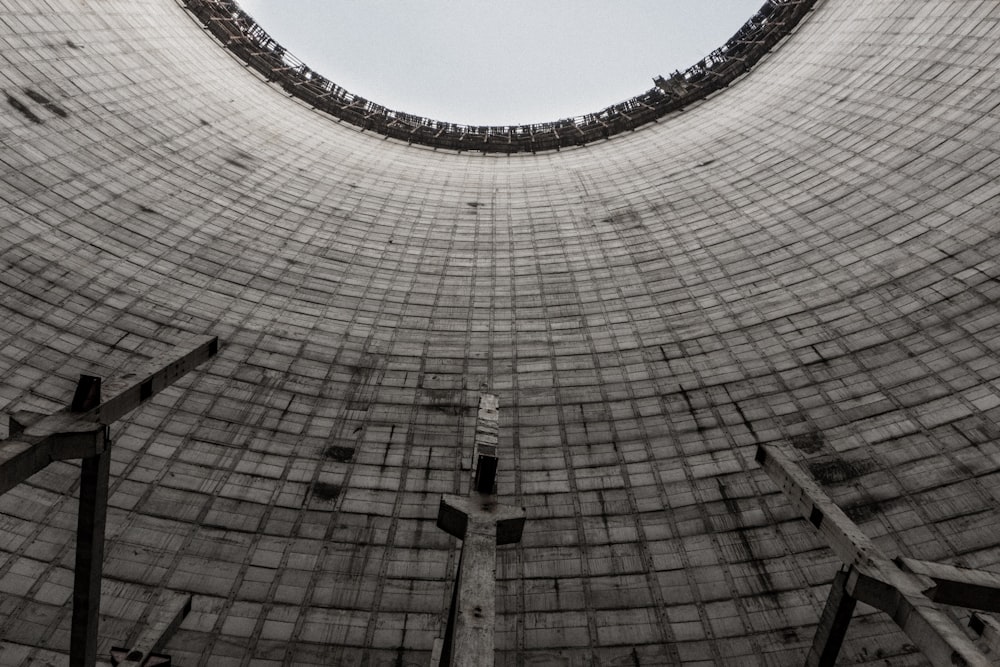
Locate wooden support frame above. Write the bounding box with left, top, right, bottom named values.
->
left=434, top=394, right=526, bottom=667
left=1, top=335, right=217, bottom=667
left=1, top=336, right=218, bottom=494
left=757, top=444, right=1000, bottom=667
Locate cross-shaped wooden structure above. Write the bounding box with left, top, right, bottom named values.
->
left=433, top=394, right=526, bottom=667
left=0, top=335, right=217, bottom=667
left=756, top=443, right=1000, bottom=666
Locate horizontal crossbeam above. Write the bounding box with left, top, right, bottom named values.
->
left=896, top=557, right=1000, bottom=613
left=0, top=421, right=106, bottom=496
left=94, top=335, right=218, bottom=425
left=0, top=336, right=217, bottom=495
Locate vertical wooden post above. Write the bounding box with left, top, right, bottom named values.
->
left=435, top=394, right=526, bottom=667
left=804, top=569, right=856, bottom=667
left=0, top=336, right=218, bottom=665
left=70, top=431, right=110, bottom=667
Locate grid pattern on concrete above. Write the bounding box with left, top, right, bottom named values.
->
left=0, top=0, right=999, bottom=664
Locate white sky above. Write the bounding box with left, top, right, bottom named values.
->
left=235, top=1, right=765, bottom=125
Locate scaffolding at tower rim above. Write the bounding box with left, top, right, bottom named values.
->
left=180, top=0, right=818, bottom=153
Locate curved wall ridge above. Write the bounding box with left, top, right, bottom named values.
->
left=1, top=0, right=1000, bottom=665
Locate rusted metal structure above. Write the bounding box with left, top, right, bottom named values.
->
left=182, top=0, right=817, bottom=153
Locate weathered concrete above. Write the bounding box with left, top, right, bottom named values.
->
left=2, top=0, right=1000, bottom=663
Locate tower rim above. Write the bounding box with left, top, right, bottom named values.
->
left=182, top=0, right=819, bottom=154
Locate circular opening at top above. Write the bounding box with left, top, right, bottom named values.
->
left=234, top=0, right=765, bottom=126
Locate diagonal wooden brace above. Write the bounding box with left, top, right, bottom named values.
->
left=805, top=569, right=856, bottom=667
left=72, top=432, right=111, bottom=667
left=111, top=592, right=192, bottom=666
left=754, top=444, right=877, bottom=566
left=895, top=557, right=1000, bottom=613
left=756, top=444, right=993, bottom=667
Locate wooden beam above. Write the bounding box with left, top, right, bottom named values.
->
left=69, top=433, right=110, bottom=667
left=895, top=557, right=1000, bottom=613
left=804, top=569, right=856, bottom=667
left=755, top=445, right=877, bottom=565
left=436, top=495, right=526, bottom=667
left=0, top=336, right=217, bottom=495
left=95, top=335, right=218, bottom=425
left=0, top=421, right=105, bottom=495
left=847, top=563, right=991, bottom=667
left=757, top=444, right=993, bottom=667
left=472, top=394, right=499, bottom=495
left=111, top=593, right=192, bottom=666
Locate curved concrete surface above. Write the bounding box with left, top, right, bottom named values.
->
left=1, top=0, right=1000, bottom=664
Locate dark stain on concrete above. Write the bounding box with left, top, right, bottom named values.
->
left=601, top=208, right=644, bottom=230
left=324, top=446, right=355, bottom=462
left=223, top=150, right=255, bottom=170
left=844, top=498, right=893, bottom=522
left=424, top=388, right=466, bottom=416
left=678, top=385, right=708, bottom=433
left=789, top=428, right=824, bottom=454
left=6, top=93, right=42, bottom=124
left=719, top=481, right=777, bottom=594
left=807, top=459, right=871, bottom=485
left=312, top=482, right=340, bottom=501
left=22, top=89, right=67, bottom=118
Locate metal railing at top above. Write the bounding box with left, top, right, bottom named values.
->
left=182, top=0, right=819, bottom=153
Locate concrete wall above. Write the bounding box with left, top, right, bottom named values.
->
left=1, top=0, right=999, bottom=664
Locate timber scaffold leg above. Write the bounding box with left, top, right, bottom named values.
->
left=756, top=444, right=1000, bottom=667
left=0, top=335, right=218, bottom=667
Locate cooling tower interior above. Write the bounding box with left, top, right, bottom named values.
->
left=2, top=0, right=1000, bottom=665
